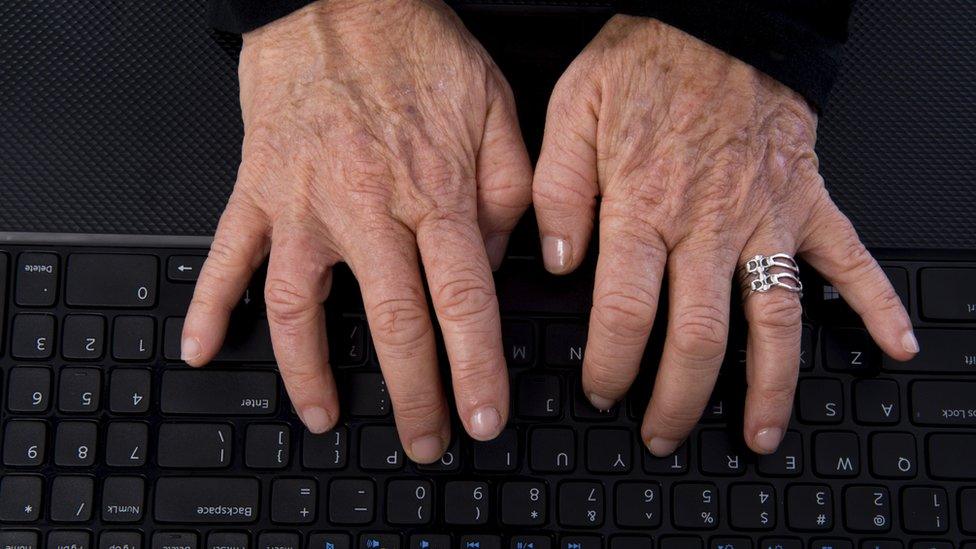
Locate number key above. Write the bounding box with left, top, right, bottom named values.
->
left=11, top=314, right=55, bottom=359
left=387, top=479, right=433, bottom=525
left=672, top=482, right=719, bottom=529
left=615, top=482, right=661, bottom=528
left=2, top=420, right=47, bottom=466
left=559, top=481, right=604, bottom=528
left=109, top=369, right=151, bottom=413
left=62, top=314, right=105, bottom=360
left=54, top=421, right=97, bottom=467
left=500, top=481, right=546, bottom=527
left=444, top=481, right=489, bottom=525
left=58, top=367, right=101, bottom=413
left=7, top=366, right=51, bottom=412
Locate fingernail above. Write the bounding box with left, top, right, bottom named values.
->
left=410, top=435, right=445, bottom=464
left=469, top=406, right=502, bottom=441
left=902, top=330, right=920, bottom=354
left=542, top=235, right=571, bottom=274
left=588, top=392, right=616, bottom=411
left=754, top=427, right=783, bottom=455
left=486, top=234, right=508, bottom=272
left=647, top=437, right=680, bottom=457
left=181, top=336, right=201, bottom=362
left=300, top=406, right=333, bottom=434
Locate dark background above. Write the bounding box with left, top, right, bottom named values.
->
left=0, top=0, right=973, bottom=248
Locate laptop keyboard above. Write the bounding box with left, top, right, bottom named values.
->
left=0, top=241, right=975, bottom=549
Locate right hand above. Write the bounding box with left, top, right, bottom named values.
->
left=180, top=0, right=532, bottom=463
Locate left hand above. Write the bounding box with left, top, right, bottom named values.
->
left=532, top=15, right=917, bottom=456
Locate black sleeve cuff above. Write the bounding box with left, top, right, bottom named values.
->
left=618, top=0, right=854, bottom=111
left=208, top=0, right=319, bottom=34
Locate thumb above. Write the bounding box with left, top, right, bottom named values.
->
left=532, top=70, right=600, bottom=274
left=477, top=78, right=534, bottom=271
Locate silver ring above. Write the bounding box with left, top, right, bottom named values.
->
left=744, top=253, right=803, bottom=295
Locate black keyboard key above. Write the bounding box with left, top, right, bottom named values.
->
left=530, top=427, right=575, bottom=472
left=586, top=428, right=632, bottom=473
left=500, top=481, right=547, bottom=526
left=854, top=379, right=900, bottom=424
left=302, top=427, right=348, bottom=469
left=928, top=433, right=976, bottom=479
left=517, top=374, right=561, bottom=418
left=811, top=542, right=851, bottom=549
left=50, top=530, right=91, bottom=549
left=814, top=431, right=859, bottom=477
left=512, top=537, right=551, bottom=549
left=786, top=485, right=832, bottom=531
left=545, top=323, right=586, bottom=367
left=157, top=423, right=232, bottom=468
left=112, top=315, right=155, bottom=361
left=11, top=313, right=55, bottom=359
left=870, top=432, right=917, bottom=478
left=167, top=255, right=205, bottom=282
left=503, top=319, right=536, bottom=366
left=610, top=537, right=652, bottom=549
left=614, top=482, right=661, bottom=528
left=207, top=532, right=249, bottom=549
left=912, top=380, right=976, bottom=425
left=101, top=531, right=143, bottom=549
left=699, top=430, right=746, bottom=476
left=758, top=540, right=800, bottom=549
left=561, top=537, right=601, bottom=549
left=152, top=532, right=197, bottom=549
left=0, top=531, right=38, bottom=549
left=360, top=534, right=400, bottom=549
left=105, top=422, right=148, bottom=467
left=797, top=378, right=843, bottom=423
left=7, top=365, right=51, bottom=412
left=919, top=267, right=976, bottom=320
left=270, top=478, right=317, bottom=524
left=109, top=368, right=151, bottom=413
left=387, top=479, right=433, bottom=525
left=756, top=430, right=803, bottom=476
left=573, top=378, right=618, bottom=420
left=844, top=486, right=891, bottom=532
left=883, top=266, right=910, bottom=308
left=671, top=483, right=719, bottom=530
left=154, top=477, right=259, bottom=523
left=66, top=253, right=158, bottom=307
left=823, top=328, right=879, bottom=373
left=461, top=537, right=500, bottom=549
left=472, top=427, right=518, bottom=472
left=160, top=369, right=277, bottom=415
left=901, top=487, right=948, bottom=533
left=960, top=488, right=976, bottom=534
left=416, top=438, right=460, bottom=472
left=310, top=533, right=352, bottom=549
left=444, top=481, right=489, bottom=525
left=0, top=475, right=42, bottom=522
left=50, top=475, right=94, bottom=522
left=346, top=373, right=390, bottom=417
left=164, top=316, right=275, bottom=362
left=883, top=329, right=976, bottom=373
left=0, top=252, right=6, bottom=353
left=246, top=423, right=290, bottom=468
left=54, top=421, right=98, bottom=467
left=2, top=420, right=47, bottom=466
left=359, top=425, right=404, bottom=470
left=709, top=539, right=751, bottom=549
left=643, top=442, right=689, bottom=475
left=333, top=317, right=367, bottom=367
left=58, top=367, right=101, bottom=413
left=101, top=476, right=145, bottom=522
left=329, top=479, right=375, bottom=524
left=729, top=484, right=776, bottom=530
left=62, top=314, right=106, bottom=360
left=16, top=252, right=59, bottom=306
left=411, top=535, right=449, bottom=549
left=799, top=325, right=814, bottom=370
left=659, top=538, right=702, bottom=549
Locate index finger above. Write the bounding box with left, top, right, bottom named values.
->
left=416, top=213, right=508, bottom=441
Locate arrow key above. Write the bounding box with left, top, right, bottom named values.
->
left=167, top=255, right=205, bottom=282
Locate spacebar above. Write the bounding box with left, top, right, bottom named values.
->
left=154, top=477, right=259, bottom=523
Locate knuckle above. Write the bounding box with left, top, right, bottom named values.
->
left=592, top=286, right=657, bottom=340
left=367, top=298, right=433, bottom=350
left=651, top=400, right=703, bottom=435
left=433, top=272, right=497, bottom=324
left=586, top=359, right=633, bottom=394
left=451, top=357, right=507, bottom=391
left=279, top=365, right=324, bottom=395
left=265, top=277, right=317, bottom=326
left=752, top=294, right=803, bottom=337
left=392, top=392, right=447, bottom=426
left=670, top=304, right=729, bottom=365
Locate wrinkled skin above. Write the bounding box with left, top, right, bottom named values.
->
left=533, top=15, right=917, bottom=456
left=181, top=0, right=533, bottom=464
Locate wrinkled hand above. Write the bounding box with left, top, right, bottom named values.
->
left=533, top=16, right=917, bottom=456
left=181, top=0, right=532, bottom=462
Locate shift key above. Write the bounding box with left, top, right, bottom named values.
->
left=161, top=370, right=278, bottom=415
left=154, top=477, right=259, bottom=523
left=920, top=268, right=976, bottom=320
left=912, top=381, right=976, bottom=425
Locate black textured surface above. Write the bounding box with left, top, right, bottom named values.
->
left=0, top=0, right=973, bottom=248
